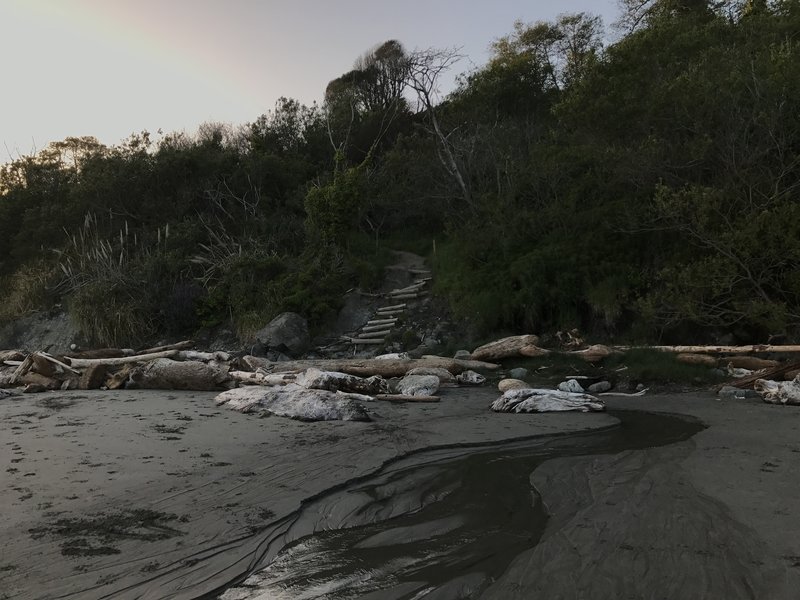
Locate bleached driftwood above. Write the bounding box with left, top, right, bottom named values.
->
left=375, top=394, right=440, bottom=403
left=754, top=375, right=800, bottom=405
left=456, top=370, right=486, bottom=385
left=518, top=345, right=552, bottom=358
left=295, top=368, right=388, bottom=395
left=730, top=360, right=800, bottom=389
left=491, top=388, right=605, bottom=413
left=470, top=335, right=540, bottom=361
left=229, top=371, right=297, bottom=386
left=65, top=349, right=180, bottom=368
left=366, top=318, right=398, bottom=326
left=570, top=344, right=620, bottom=362
left=129, top=359, right=231, bottom=391
left=619, top=344, right=800, bottom=354
left=241, top=355, right=500, bottom=377
left=676, top=353, right=718, bottom=367
left=0, top=350, right=26, bottom=362
left=498, top=378, right=530, bottom=392
left=137, top=340, right=195, bottom=354
left=176, top=350, right=231, bottom=362
left=214, top=384, right=371, bottom=421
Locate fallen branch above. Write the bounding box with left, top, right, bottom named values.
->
left=617, top=344, right=800, bottom=354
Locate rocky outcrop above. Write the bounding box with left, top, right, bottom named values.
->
left=253, top=312, right=310, bottom=358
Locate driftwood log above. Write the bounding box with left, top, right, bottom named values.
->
left=730, top=361, right=800, bottom=389
left=241, top=355, right=500, bottom=377
left=65, top=349, right=180, bottom=368
left=619, top=344, right=800, bottom=354
left=128, top=359, right=231, bottom=391
left=754, top=376, right=800, bottom=405
left=470, top=335, right=540, bottom=361
left=375, top=394, right=440, bottom=403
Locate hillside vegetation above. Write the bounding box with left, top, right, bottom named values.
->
left=1, top=0, right=799, bottom=347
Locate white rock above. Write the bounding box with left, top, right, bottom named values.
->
left=557, top=379, right=585, bottom=393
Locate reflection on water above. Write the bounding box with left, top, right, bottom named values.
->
left=220, top=411, right=704, bottom=600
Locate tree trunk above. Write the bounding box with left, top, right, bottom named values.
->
left=241, top=355, right=500, bottom=377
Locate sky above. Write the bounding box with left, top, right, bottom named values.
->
left=0, top=0, right=620, bottom=163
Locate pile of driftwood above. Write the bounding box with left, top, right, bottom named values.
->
left=0, top=341, right=499, bottom=397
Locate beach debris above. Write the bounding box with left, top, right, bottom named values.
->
left=214, top=385, right=371, bottom=421
left=375, top=352, right=410, bottom=360
left=456, top=370, right=486, bottom=386
left=295, top=368, right=388, bottom=395
left=0, top=388, right=20, bottom=399
left=491, top=388, right=605, bottom=413
left=508, top=367, right=529, bottom=380
left=558, top=379, right=585, bottom=393
left=470, top=335, right=540, bottom=361
left=754, top=375, right=800, bottom=405
left=498, top=378, right=530, bottom=392
left=397, top=374, right=440, bottom=397
left=726, top=363, right=754, bottom=378
left=229, top=371, right=297, bottom=386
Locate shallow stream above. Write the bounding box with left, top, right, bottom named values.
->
left=216, top=410, right=704, bottom=600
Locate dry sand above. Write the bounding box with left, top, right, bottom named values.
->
left=2, top=388, right=799, bottom=599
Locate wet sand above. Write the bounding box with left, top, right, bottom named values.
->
left=2, top=389, right=799, bottom=599
left=0, top=387, right=614, bottom=599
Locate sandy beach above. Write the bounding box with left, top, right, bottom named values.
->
left=1, top=387, right=798, bottom=599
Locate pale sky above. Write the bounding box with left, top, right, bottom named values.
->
left=0, top=0, right=619, bottom=163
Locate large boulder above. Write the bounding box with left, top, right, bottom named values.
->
left=214, top=385, right=371, bottom=421
left=253, top=312, right=310, bottom=358
left=491, top=388, right=605, bottom=413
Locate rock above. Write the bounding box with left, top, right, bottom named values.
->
left=558, top=379, right=585, bottom=393
left=588, top=381, right=612, bottom=394
left=129, top=359, right=230, bottom=391
left=214, top=385, right=371, bottom=421
left=406, top=367, right=456, bottom=384
left=253, top=312, right=310, bottom=358
left=295, top=368, right=388, bottom=395
left=498, top=378, right=530, bottom=392
left=718, top=385, right=746, bottom=401
left=454, top=350, right=472, bottom=360
left=397, top=375, right=440, bottom=397
left=0, top=311, right=84, bottom=355
left=491, top=388, right=605, bottom=413
left=0, top=389, right=20, bottom=399
left=508, top=368, right=529, bottom=380
left=636, top=383, right=647, bottom=392
left=456, top=370, right=486, bottom=386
